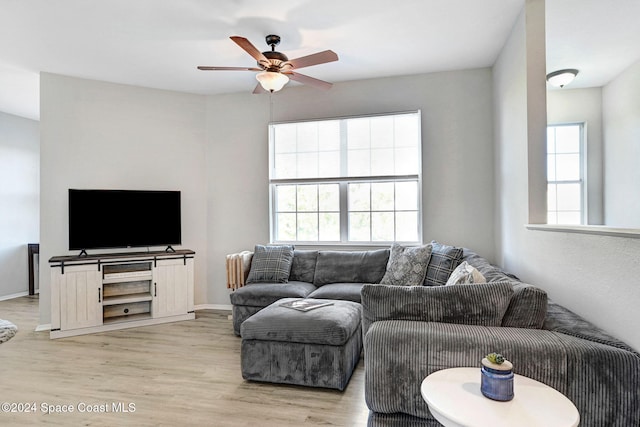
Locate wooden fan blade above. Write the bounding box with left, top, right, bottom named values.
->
left=197, top=66, right=261, bottom=71
left=252, top=83, right=268, bottom=94
left=286, top=50, right=338, bottom=70
left=287, top=72, right=333, bottom=90
left=230, top=36, right=269, bottom=64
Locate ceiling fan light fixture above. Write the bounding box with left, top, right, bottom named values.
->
left=256, top=71, right=289, bottom=92
left=546, top=69, right=579, bottom=88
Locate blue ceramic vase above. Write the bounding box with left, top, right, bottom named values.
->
left=480, top=358, right=514, bottom=401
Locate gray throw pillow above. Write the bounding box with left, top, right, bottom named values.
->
left=380, top=243, right=433, bottom=286
left=424, top=240, right=463, bottom=286
left=246, top=244, right=295, bottom=284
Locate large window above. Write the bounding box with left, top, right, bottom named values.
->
left=547, top=123, right=584, bottom=224
left=269, top=112, right=422, bottom=244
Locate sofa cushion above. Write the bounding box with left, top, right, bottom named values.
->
left=246, top=244, right=295, bottom=284
left=501, top=282, right=548, bottom=329
left=361, top=281, right=514, bottom=331
left=445, top=261, right=486, bottom=286
left=289, top=250, right=318, bottom=283
left=424, top=241, right=463, bottom=286
left=380, top=243, right=432, bottom=286
left=308, top=283, right=365, bottom=303
left=229, top=281, right=317, bottom=307
left=313, top=249, right=390, bottom=286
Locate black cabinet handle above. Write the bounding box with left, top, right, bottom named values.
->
left=98, top=288, right=101, bottom=303
left=154, top=283, right=157, bottom=297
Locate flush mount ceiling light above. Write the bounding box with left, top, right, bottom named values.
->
left=256, top=70, right=289, bottom=92
left=546, top=69, right=579, bottom=88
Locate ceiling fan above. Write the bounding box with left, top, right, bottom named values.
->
left=198, top=35, right=338, bottom=93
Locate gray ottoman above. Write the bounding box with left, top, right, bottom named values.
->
left=240, top=298, right=362, bottom=391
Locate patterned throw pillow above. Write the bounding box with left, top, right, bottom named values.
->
left=424, top=241, right=463, bottom=286
left=246, top=244, right=295, bottom=284
left=380, top=243, right=433, bottom=286
left=445, top=261, right=486, bottom=286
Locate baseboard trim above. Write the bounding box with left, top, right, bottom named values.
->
left=195, top=303, right=232, bottom=311
left=0, top=291, right=29, bottom=301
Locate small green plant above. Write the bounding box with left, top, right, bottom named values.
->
left=486, top=352, right=505, bottom=365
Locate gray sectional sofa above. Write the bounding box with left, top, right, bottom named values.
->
left=229, top=245, right=640, bottom=426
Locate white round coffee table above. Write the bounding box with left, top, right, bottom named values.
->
left=421, top=367, right=579, bottom=427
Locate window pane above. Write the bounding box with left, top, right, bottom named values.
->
left=557, top=183, right=581, bottom=211
left=276, top=185, right=296, bottom=212
left=274, top=124, right=296, bottom=153
left=555, top=154, right=580, bottom=181
left=349, top=212, right=370, bottom=241
left=372, top=212, right=394, bottom=241
left=348, top=149, right=370, bottom=176
left=297, top=152, right=318, bottom=179
left=318, top=151, right=340, bottom=177
left=297, top=122, right=318, bottom=153
left=394, top=114, right=420, bottom=147
left=297, top=213, right=318, bottom=241
left=348, top=183, right=370, bottom=211
left=319, top=213, right=340, bottom=241
left=370, top=116, right=394, bottom=148
left=297, top=185, right=318, bottom=212
left=395, top=181, right=418, bottom=210
left=547, top=127, right=555, bottom=153
left=318, top=120, right=340, bottom=151
left=319, top=184, right=339, bottom=211
left=547, top=154, right=556, bottom=181
left=547, top=184, right=557, bottom=211
left=395, top=147, right=419, bottom=174
left=371, top=148, right=395, bottom=175
left=276, top=213, right=296, bottom=240
left=555, top=126, right=580, bottom=153
left=347, top=119, right=370, bottom=149
left=371, top=182, right=394, bottom=211
left=547, top=212, right=558, bottom=225
left=396, top=212, right=418, bottom=241
left=274, top=153, right=296, bottom=179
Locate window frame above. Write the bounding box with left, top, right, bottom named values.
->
left=268, top=111, right=423, bottom=246
left=546, top=122, right=586, bottom=225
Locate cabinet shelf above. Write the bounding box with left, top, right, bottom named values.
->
left=102, top=293, right=153, bottom=306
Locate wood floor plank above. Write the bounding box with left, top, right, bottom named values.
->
left=0, top=296, right=370, bottom=426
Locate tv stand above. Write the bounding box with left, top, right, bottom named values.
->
left=49, top=249, right=195, bottom=339
left=78, top=249, right=88, bottom=257
left=165, top=245, right=176, bottom=253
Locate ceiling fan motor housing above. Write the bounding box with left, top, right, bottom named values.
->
left=260, top=35, right=289, bottom=70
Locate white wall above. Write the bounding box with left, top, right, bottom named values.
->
left=39, top=73, right=207, bottom=325
left=602, top=59, right=640, bottom=227
left=547, top=87, right=604, bottom=224
left=494, top=0, right=640, bottom=351
left=0, top=111, right=39, bottom=298
left=206, top=69, right=497, bottom=307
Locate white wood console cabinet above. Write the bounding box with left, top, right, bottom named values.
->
left=49, top=249, right=195, bottom=339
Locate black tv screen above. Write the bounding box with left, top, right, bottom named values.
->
left=68, top=189, right=181, bottom=251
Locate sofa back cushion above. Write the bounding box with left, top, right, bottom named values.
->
left=502, top=283, right=548, bottom=329
left=289, top=250, right=319, bottom=283
left=313, top=249, right=390, bottom=286
left=361, top=281, right=514, bottom=335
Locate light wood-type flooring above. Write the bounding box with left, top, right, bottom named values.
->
left=0, top=296, right=370, bottom=426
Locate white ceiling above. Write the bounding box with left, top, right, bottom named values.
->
left=0, top=0, right=638, bottom=121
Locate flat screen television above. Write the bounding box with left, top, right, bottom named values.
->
left=68, top=189, right=181, bottom=252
